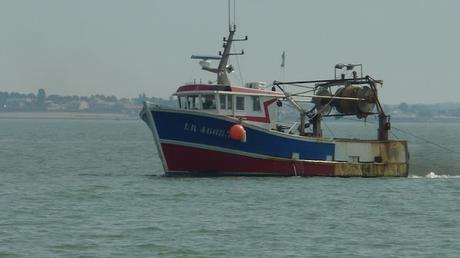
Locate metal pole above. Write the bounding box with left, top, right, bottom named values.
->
left=299, top=112, right=306, bottom=136
left=378, top=114, right=390, bottom=141
left=312, top=114, right=322, bottom=137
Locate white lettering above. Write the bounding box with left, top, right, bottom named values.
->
left=183, top=122, right=230, bottom=139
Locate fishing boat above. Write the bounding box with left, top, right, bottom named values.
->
left=140, top=13, right=409, bottom=177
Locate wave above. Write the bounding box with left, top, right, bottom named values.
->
left=410, top=171, right=460, bottom=179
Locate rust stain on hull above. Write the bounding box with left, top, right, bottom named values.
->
left=334, top=162, right=408, bottom=177
left=334, top=140, right=409, bottom=177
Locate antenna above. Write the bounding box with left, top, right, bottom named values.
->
left=228, top=0, right=236, bottom=31
left=228, top=0, right=231, bottom=30
left=233, top=0, right=236, bottom=28
left=191, top=0, right=246, bottom=85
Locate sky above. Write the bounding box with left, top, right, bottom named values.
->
left=1, top=0, right=459, bottom=104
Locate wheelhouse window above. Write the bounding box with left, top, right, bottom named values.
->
left=236, top=96, right=245, bottom=110
left=187, top=95, right=200, bottom=109
left=252, top=96, right=261, bottom=111
left=219, top=94, right=226, bottom=109
left=201, top=94, right=216, bottom=110
left=179, top=96, right=187, bottom=109
left=227, top=95, right=233, bottom=110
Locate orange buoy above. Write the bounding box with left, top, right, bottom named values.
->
left=229, top=124, right=246, bottom=142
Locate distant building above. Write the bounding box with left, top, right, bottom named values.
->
left=78, top=100, right=89, bottom=111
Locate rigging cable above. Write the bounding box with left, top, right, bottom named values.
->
left=322, top=120, right=336, bottom=138
left=391, top=126, right=459, bottom=154
left=289, top=83, right=316, bottom=89
left=288, top=89, right=316, bottom=97
left=309, top=86, right=341, bottom=119
left=341, top=116, right=459, bottom=154
left=235, top=55, right=244, bottom=86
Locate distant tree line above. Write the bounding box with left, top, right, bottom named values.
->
left=384, top=102, right=460, bottom=119
left=0, top=89, right=175, bottom=114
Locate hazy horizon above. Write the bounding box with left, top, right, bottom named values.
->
left=1, top=0, right=459, bottom=104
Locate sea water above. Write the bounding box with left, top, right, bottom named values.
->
left=0, top=119, right=459, bottom=257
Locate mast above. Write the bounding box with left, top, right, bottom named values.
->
left=217, top=27, right=236, bottom=85
left=190, top=0, right=247, bottom=85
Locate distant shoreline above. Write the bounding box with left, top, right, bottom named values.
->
left=1, top=111, right=459, bottom=123
left=389, top=117, right=460, bottom=123
left=0, top=112, right=137, bottom=120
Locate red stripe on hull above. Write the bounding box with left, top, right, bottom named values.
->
left=161, top=143, right=335, bottom=176
left=176, top=84, right=227, bottom=92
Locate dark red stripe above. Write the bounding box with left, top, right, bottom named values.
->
left=161, top=143, right=335, bottom=176
left=176, top=84, right=280, bottom=95
left=176, top=84, right=230, bottom=92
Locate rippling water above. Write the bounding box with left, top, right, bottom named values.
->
left=1, top=119, right=459, bottom=257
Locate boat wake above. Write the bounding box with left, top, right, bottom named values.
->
left=410, top=172, right=460, bottom=179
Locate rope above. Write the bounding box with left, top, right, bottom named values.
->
left=341, top=116, right=459, bottom=154
left=288, top=83, right=316, bottom=89
left=322, top=120, right=336, bottom=138
left=391, top=126, right=460, bottom=154
left=390, top=130, right=400, bottom=139
left=308, top=87, right=340, bottom=119
left=288, top=89, right=316, bottom=97
left=292, top=162, right=297, bottom=176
